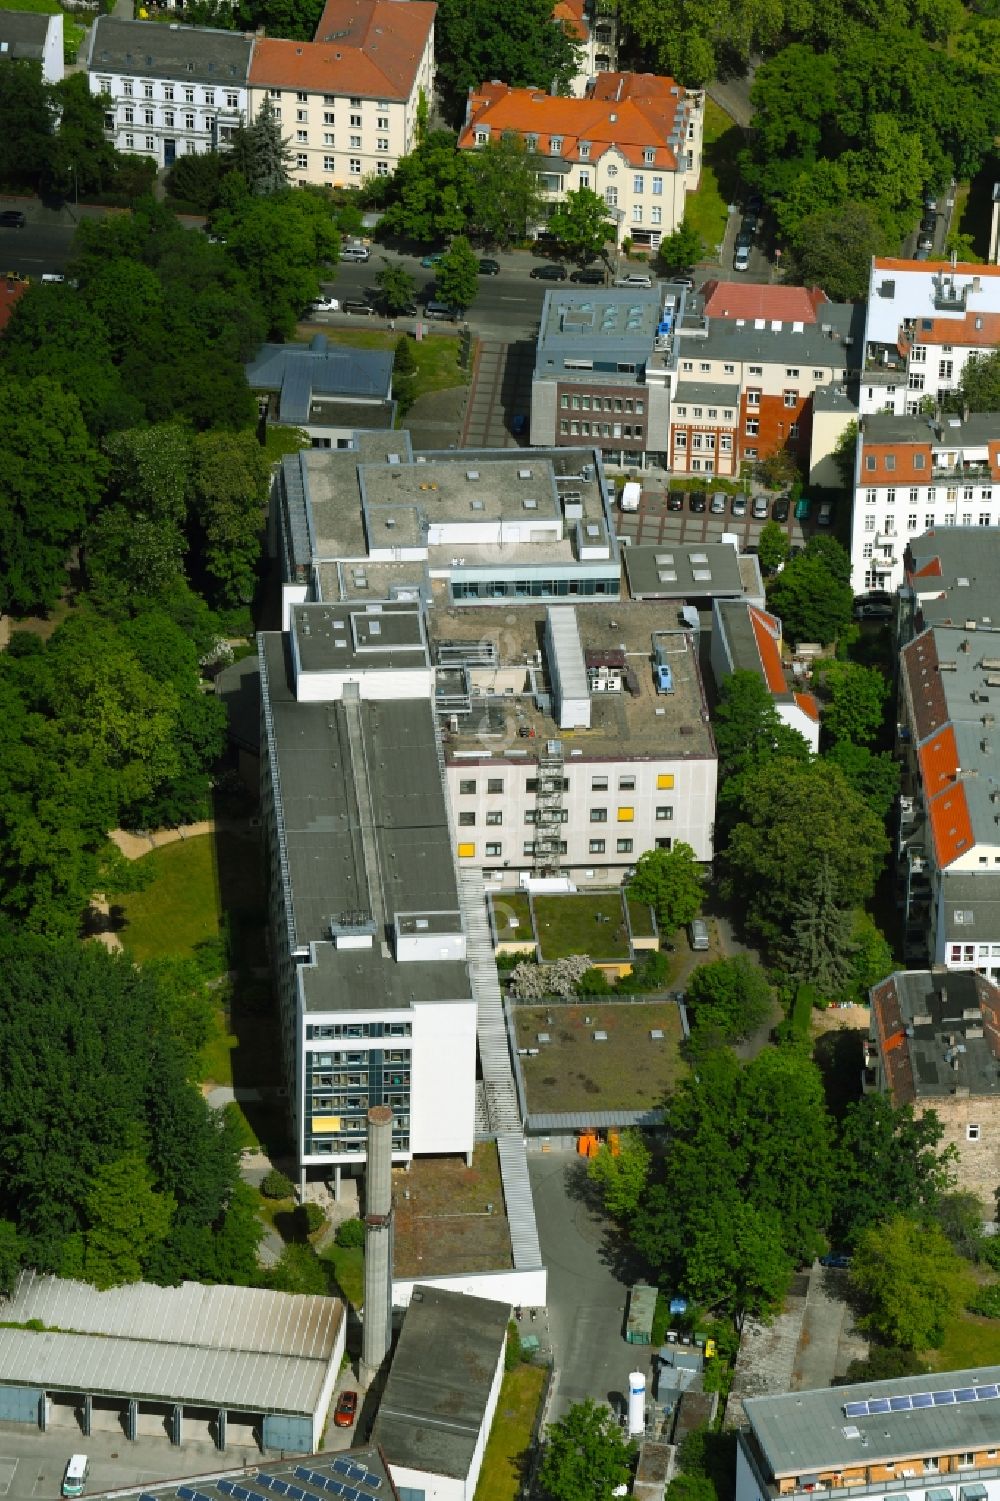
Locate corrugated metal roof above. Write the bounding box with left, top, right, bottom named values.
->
left=546, top=606, right=589, bottom=702
left=497, top=1134, right=542, bottom=1269
left=1, top=1273, right=342, bottom=1416
left=527, top=1108, right=664, bottom=1129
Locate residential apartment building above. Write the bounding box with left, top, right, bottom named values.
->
left=861, top=257, right=1000, bottom=418
left=903, top=528, right=1000, bottom=639
left=429, top=600, right=717, bottom=884
left=554, top=0, right=617, bottom=96
left=897, top=623, right=1000, bottom=978
left=850, top=413, right=1000, bottom=594
left=668, top=293, right=861, bottom=479
left=259, top=599, right=478, bottom=1188
left=0, top=10, right=63, bottom=82
left=248, top=0, right=435, bottom=188
left=711, top=600, right=820, bottom=752
left=86, top=17, right=252, bottom=167
left=866, top=968, right=1000, bottom=1207
left=272, top=437, right=622, bottom=626
left=738, top=1366, right=1000, bottom=1501
left=457, top=72, right=703, bottom=251
left=530, top=285, right=679, bottom=467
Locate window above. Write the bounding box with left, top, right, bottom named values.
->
left=721, top=435, right=732, bottom=452
left=486, top=811, right=502, bottom=826
left=632, top=205, right=643, bottom=223
left=377, top=136, right=389, bottom=151
left=790, top=422, right=800, bottom=439
left=485, top=842, right=502, bottom=858
left=487, top=777, right=503, bottom=794
left=350, top=96, right=361, bottom=106
left=124, top=106, right=134, bottom=123
left=619, top=776, right=636, bottom=790
left=746, top=419, right=759, bottom=436
left=981, top=513, right=992, bottom=526
left=185, top=86, right=194, bottom=103
left=674, top=433, right=687, bottom=449
left=747, top=389, right=760, bottom=408
left=651, top=206, right=661, bottom=225
left=652, top=175, right=662, bottom=194
left=164, top=110, right=174, bottom=127
left=864, top=516, right=876, bottom=532
left=185, top=111, right=195, bottom=129
left=125, top=132, right=134, bottom=147
left=459, top=779, right=476, bottom=794
left=123, top=80, right=133, bottom=96
left=457, top=842, right=475, bottom=858
left=589, top=838, right=606, bottom=853
left=375, top=114, right=389, bottom=130
left=749, top=365, right=762, bottom=377
left=939, top=360, right=953, bottom=379
left=907, top=514, right=917, bottom=530
left=143, top=81, right=153, bottom=98
left=164, top=85, right=174, bottom=100
left=144, top=108, right=154, bottom=125
left=145, top=135, right=155, bottom=151
left=376, top=160, right=389, bottom=175
left=350, top=158, right=361, bottom=174
left=605, top=187, right=617, bottom=207
left=783, top=391, right=798, bottom=408
left=633, top=174, right=643, bottom=193
left=550, top=135, right=562, bottom=152
left=350, top=112, right=362, bottom=127
left=656, top=806, right=674, bottom=820
left=324, top=111, right=335, bottom=124
left=968, top=1124, right=981, bottom=1141
left=297, top=129, right=308, bottom=142
left=616, top=838, right=633, bottom=853
left=908, top=371, right=925, bottom=391
left=863, top=543, right=873, bottom=559
left=578, top=170, right=590, bottom=188
left=591, top=775, right=609, bottom=791
left=320, top=154, right=333, bottom=170
left=618, top=806, right=634, bottom=821
left=226, top=91, right=238, bottom=108
left=297, top=109, right=308, bottom=123
left=350, top=134, right=361, bottom=148
left=590, top=808, right=608, bottom=822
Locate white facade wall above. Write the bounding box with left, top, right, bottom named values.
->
left=311, top=1317, right=347, bottom=1449
left=89, top=67, right=248, bottom=166
left=775, top=701, right=820, bottom=753
left=294, top=665, right=435, bottom=701
left=408, top=999, right=477, bottom=1157
left=446, top=752, right=716, bottom=880
left=392, top=1266, right=548, bottom=1310
left=40, top=13, right=64, bottom=83
left=738, top=1448, right=1000, bottom=1501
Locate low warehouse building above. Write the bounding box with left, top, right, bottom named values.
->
left=0, top=1272, right=344, bottom=1453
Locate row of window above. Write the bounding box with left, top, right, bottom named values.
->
left=674, top=405, right=735, bottom=421
left=457, top=773, right=675, bottom=793
left=271, top=90, right=392, bottom=111
left=305, top=1135, right=410, bottom=1156
left=864, top=486, right=992, bottom=503
left=98, top=78, right=239, bottom=106
left=679, top=361, right=825, bottom=379
left=461, top=839, right=636, bottom=858
left=307, top=1022, right=411, bottom=1039
left=675, top=433, right=734, bottom=452
left=864, top=450, right=927, bottom=472
left=561, top=420, right=643, bottom=439
left=560, top=395, right=645, bottom=413
left=450, top=577, right=617, bottom=599
left=310, top=1049, right=410, bottom=1066
left=296, top=154, right=388, bottom=175
left=115, top=108, right=204, bottom=129
left=459, top=804, right=674, bottom=825
left=863, top=514, right=994, bottom=534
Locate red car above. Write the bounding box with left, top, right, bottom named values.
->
left=334, top=1391, right=358, bottom=1428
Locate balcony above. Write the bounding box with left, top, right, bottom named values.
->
left=865, top=346, right=908, bottom=376
left=931, top=464, right=992, bottom=482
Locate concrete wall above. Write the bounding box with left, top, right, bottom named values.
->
left=393, top=1266, right=548, bottom=1310
left=409, top=1000, right=478, bottom=1157
left=387, top=1464, right=465, bottom=1501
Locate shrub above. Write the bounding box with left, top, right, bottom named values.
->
left=967, top=1283, right=1000, bottom=1318
left=335, top=1217, right=366, bottom=1249
left=302, top=1202, right=326, bottom=1235
left=262, top=1168, right=296, bottom=1200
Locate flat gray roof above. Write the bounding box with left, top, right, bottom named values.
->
left=863, top=411, right=1000, bottom=447
left=535, top=287, right=662, bottom=375
left=428, top=599, right=714, bottom=760
left=88, top=16, right=252, bottom=81
left=260, top=634, right=464, bottom=1008
left=626, top=542, right=745, bottom=601
left=907, top=528, right=1000, bottom=630
left=0, top=1272, right=342, bottom=1418
left=673, top=380, right=741, bottom=407
left=291, top=601, right=430, bottom=675
left=746, top=1367, right=1000, bottom=1478
left=372, top=1286, right=509, bottom=1479
left=0, top=11, right=51, bottom=53
left=301, top=935, right=470, bottom=1013
left=246, top=341, right=393, bottom=426
left=677, top=300, right=862, bottom=368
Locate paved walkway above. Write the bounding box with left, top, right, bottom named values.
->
left=110, top=817, right=256, bottom=860
left=461, top=339, right=534, bottom=448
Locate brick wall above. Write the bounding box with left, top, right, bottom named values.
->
left=917, top=1095, right=1000, bottom=1207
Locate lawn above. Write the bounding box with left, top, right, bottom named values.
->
left=923, top=1311, right=1000, bottom=1371
left=514, top=1001, right=685, bottom=1114
left=473, top=1363, right=548, bottom=1501
left=392, top=1143, right=513, bottom=1276
left=321, top=1243, right=365, bottom=1308
left=491, top=890, right=533, bottom=942
left=627, top=899, right=657, bottom=939
left=0, top=0, right=85, bottom=61
left=534, top=892, right=631, bottom=962
left=295, top=325, right=468, bottom=402
left=685, top=99, right=744, bottom=257
left=113, top=831, right=264, bottom=963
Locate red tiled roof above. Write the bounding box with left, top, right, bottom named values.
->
left=459, top=76, right=689, bottom=170
left=928, top=780, right=974, bottom=868
left=911, top=312, right=1000, bottom=348
left=262, top=0, right=435, bottom=97
left=700, top=280, right=828, bottom=324
left=793, top=690, right=820, bottom=723
left=747, top=605, right=787, bottom=695
left=0, top=277, right=29, bottom=331
left=589, top=72, right=679, bottom=100
left=552, top=0, right=587, bottom=41
left=912, top=557, right=943, bottom=579
left=874, top=257, right=1000, bottom=277
left=918, top=723, right=960, bottom=797
left=901, top=630, right=948, bottom=741
left=870, top=976, right=915, bottom=1105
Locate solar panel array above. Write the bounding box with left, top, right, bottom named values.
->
left=844, top=1384, right=1000, bottom=1419
left=174, top=1459, right=384, bottom=1501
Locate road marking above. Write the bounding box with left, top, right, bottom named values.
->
left=0, top=1457, right=17, bottom=1496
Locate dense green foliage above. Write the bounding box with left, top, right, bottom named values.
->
left=628, top=843, right=704, bottom=933
left=0, top=933, right=259, bottom=1286
left=548, top=188, right=617, bottom=264
left=434, top=0, right=580, bottom=123
left=540, top=1400, right=634, bottom=1501
left=685, top=956, right=773, bottom=1042
left=851, top=1215, right=975, bottom=1349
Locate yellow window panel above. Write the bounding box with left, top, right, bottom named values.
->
left=457, top=842, right=476, bottom=858
left=617, top=806, right=634, bottom=822
left=657, top=773, right=675, bottom=789
left=311, top=1115, right=341, bottom=1133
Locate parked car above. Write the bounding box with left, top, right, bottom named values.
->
left=735, top=227, right=754, bottom=250
left=819, top=1253, right=851, bottom=1270
left=478, top=257, right=500, bottom=275
left=343, top=299, right=375, bottom=316
left=920, top=214, right=937, bottom=233
left=511, top=413, right=528, bottom=436
left=615, top=272, right=653, bottom=288
left=731, top=494, right=747, bottom=517
left=710, top=491, right=727, bottom=514
left=62, top=1457, right=89, bottom=1498
left=531, top=264, right=567, bottom=280
left=420, top=251, right=444, bottom=268
left=309, top=296, right=340, bottom=313
left=733, top=245, right=751, bottom=273
left=794, top=496, right=810, bottom=521
left=688, top=918, right=710, bottom=951
left=424, top=299, right=456, bottom=319
left=914, top=246, right=930, bottom=261
left=689, top=491, right=707, bottom=513
left=571, top=267, right=604, bottom=284
left=817, top=500, right=834, bottom=526
left=0, top=210, right=26, bottom=228
left=341, top=243, right=371, bottom=262
left=854, top=600, right=893, bottom=620
left=334, top=1391, right=359, bottom=1428
left=771, top=495, right=790, bottom=522
left=746, top=192, right=764, bottom=215
left=752, top=494, right=769, bottom=519
left=667, top=491, right=684, bottom=512
left=918, top=231, right=934, bottom=250
left=669, top=274, right=695, bottom=290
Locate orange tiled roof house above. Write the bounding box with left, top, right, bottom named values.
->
left=457, top=72, right=703, bottom=250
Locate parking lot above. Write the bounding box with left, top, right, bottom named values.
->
left=615, top=483, right=823, bottom=551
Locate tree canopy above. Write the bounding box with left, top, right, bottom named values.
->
left=628, top=842, right=704, bottom=934
left=548, top=187, right=617, bottom=264
left=540, top=1401, right=635, bottom=1501
left=686, top=956, right=773, bottom=1042
left=850, top=1215, right=975, bottom=1349
left=766, top=539, right=854, bottom=646
left=434, top=0, right=580, bottom=123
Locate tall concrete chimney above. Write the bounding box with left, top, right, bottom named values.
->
left=359, top=1106, right=394, bottom=1389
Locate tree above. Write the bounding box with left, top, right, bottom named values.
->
left=833, top=1099, right=955, bottom=1248
left=434, top=0, right=580, bottom=123
left=465, top=134, right=544, bottom=247
left=375, top=259, right=417, bottom=316
left=377, top=131, right=471, bottom=243
left=712, top=670, right=811, bottom=785
left=188, top=430, right=271, bottom=608
left=393, top=334, right=418, bottom=414
left=228, top=95, right=293, bottom=195
left=789, top=202, right=888, bottom=302
left=832, top=420, right=858, bottom=488
left=43, top=73, right=121, bottom=200
left=723, top=757, right=888, bottom=944
left=757, top=520, right=790, bottom=574
left=587, top=1130, right=651, bottom=1222
left=960, top=349, right=1000, bottom=413
left=0, top=57, right=54, bottom=187
left=816, top=660, right=888, bottom=747
left=656, top=219, right=704, bottom=276
left=219, top=188, right=340, bottom=337
left=766, top=549, right=854, bottom=646
left=0, top=374, right=105, bottom=614
left=166, top=150, right=228, bottom=212
left=548, top=188, right=616, bottom=265
left=844, top=910, right=895, bottom=1002
left=686, top=955, right=772, bottom=1042
left=628, top=843, right=703, bottom=934
left=839, top=1347, right=930, bottom=1384
left=72, top=1148, right=176, bottom=1289
left=0, top=1221, right=23, bottom=1296
left=850, top=1215, right=975, bottom=1349
left=509, top=955, right=592, bottom=999
left=436, top=234, right=479, bottom=314
left=540, top=1400, right=634, bottom=1501
left=826, top=740, right=900, bottom=821
left=777, top=858, right=857, bottom=996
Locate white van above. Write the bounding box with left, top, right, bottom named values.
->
left=620, top=481, right=642, bottom=512
left=341, top=243, right=371, bottom=262
left=688, top=918, right=710, bottom=951
left=62, top=1456, right=89, bottom=1497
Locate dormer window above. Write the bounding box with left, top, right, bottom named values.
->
left=475, top=129, right=488, bottom=144
left=551, top=135, right=562, bottom=152
left=526, top=133, right=538, bottom=150
left=644, top=148, right=654, bottom=163
left=579, top=140, right=590, bottom=157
